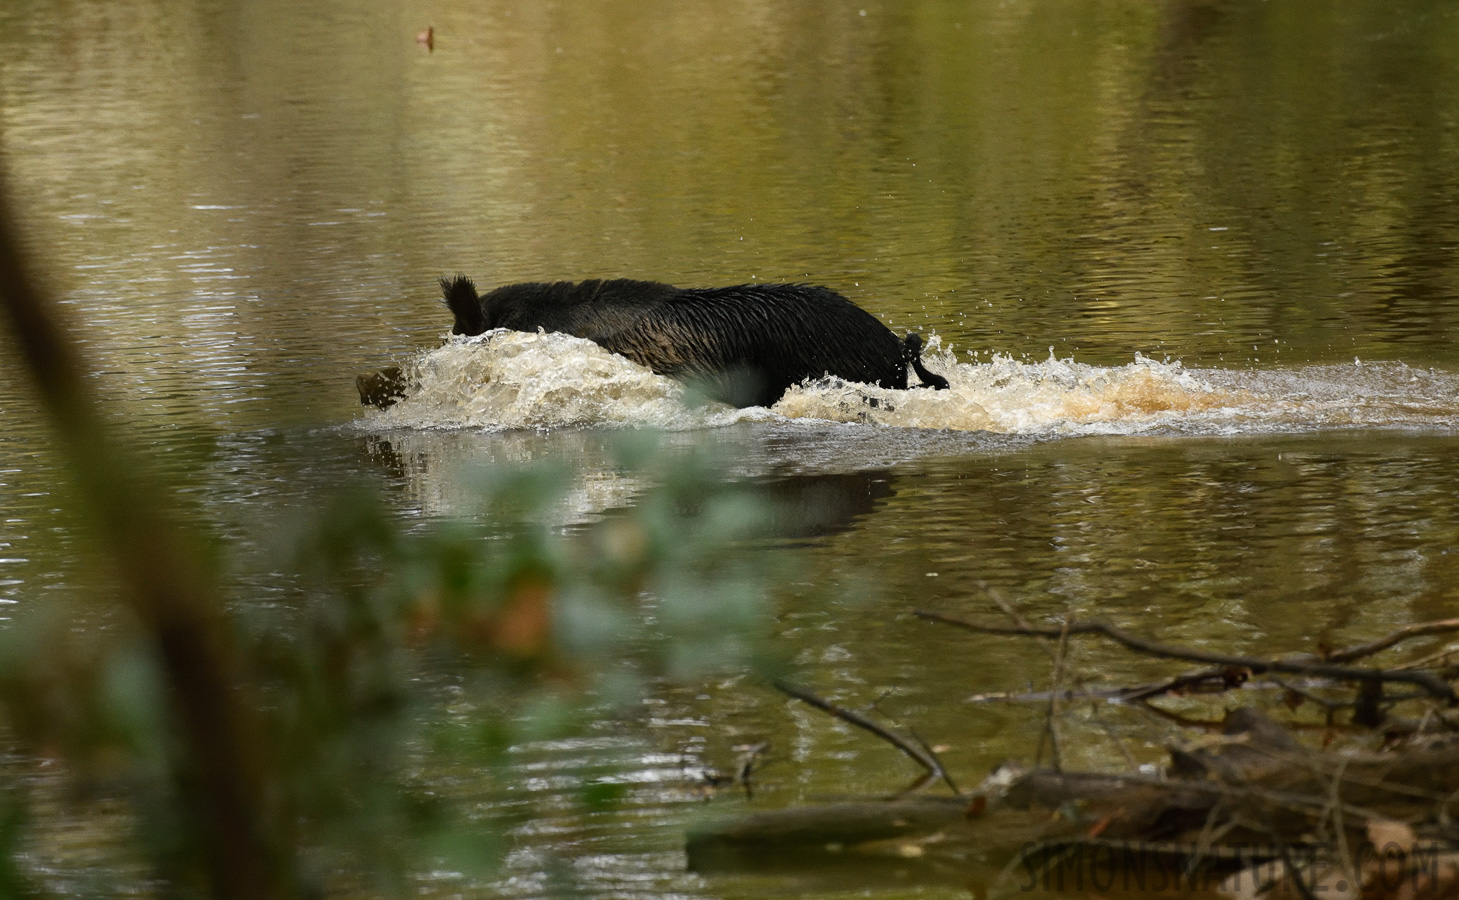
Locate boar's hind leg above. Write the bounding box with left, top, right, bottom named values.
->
left=902, top=333, right=950, bottom=390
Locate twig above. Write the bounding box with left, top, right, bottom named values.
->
left=1326, top=757, right=1355, bottom=889
left=1037, top=619, right=1071, bottom=772
left=1175, top=768, right=1402, bottom=832
left=1270, top=678, right=1352, bottom=713
left=1278, top=842, right=1323, bottom=900
left=1397, top=644, right=1459, bottom=671
left=980, top=581, right=1031, bottom=628
left=1091, top=710, right=1141, bottom=772
left=915, top=610, right=1459, bottom=704
left=985, top=585, right=1059, bottom=664
left=1133, top=700, right=1226, bottom=730
left=772, top=679, right=958, bottom=794
left=1325, top=619, right=1459, bottom=664
left=1119, top=665, right=1252, bottom=702
left=908, top=729, right=960, bottom=795
left=967, top=674, right=1268, bottom=706
left=735, top=742, right=770, bottom=799
left=1190, top=799, right=1241, bottom=878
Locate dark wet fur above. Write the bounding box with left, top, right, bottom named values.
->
left=441, top=275, right=950, bottom=408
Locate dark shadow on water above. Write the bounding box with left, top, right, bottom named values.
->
left=750, top=470, right=897, bottom=541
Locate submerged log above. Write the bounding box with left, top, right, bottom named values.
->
left=686, top=797, right=968, bottom=867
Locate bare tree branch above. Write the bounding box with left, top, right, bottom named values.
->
left=1325, top=619, right=1459, bottom=664
left=914, top=610, right=1458, bottom=704
left=773, top=680, right=959, bottom=795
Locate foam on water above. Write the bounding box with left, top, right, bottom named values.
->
left=358, top=332, right=1459, bottom=436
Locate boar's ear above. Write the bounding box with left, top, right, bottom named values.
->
left=440, top=275, right=486, bottom=336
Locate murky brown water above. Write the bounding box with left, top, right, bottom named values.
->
left=3, top=0, right=1459, bottom=896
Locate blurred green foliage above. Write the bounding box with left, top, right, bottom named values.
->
left=0, top=436, right=773, bottom=897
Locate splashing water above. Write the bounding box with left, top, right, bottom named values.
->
left=358, top=332, right=1459, bottom=436
left=366, top=331, right=710, bottom=431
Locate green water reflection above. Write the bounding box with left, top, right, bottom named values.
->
left=3, top=0, right=1459, bottom=896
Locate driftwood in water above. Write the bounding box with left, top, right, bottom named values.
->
left=690, top=708, right=1455, bottom=858
left=688, top=614, right=1459, bottom=897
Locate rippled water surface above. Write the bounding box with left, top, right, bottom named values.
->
left=3, top=0, right=1459, bottom=896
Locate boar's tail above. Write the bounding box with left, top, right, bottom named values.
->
left=440, top=274, right=487, bottom=336
left=902, top=333, right=950, bottom=391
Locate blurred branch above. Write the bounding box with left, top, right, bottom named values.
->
left=0, top=163, right=299, bottom=898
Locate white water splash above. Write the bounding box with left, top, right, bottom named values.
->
left=776, top=345, right=1240, bottom=433
left=366, top=331, right=735, bottom=431
left=357, top=332, right=1459, bottom=436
